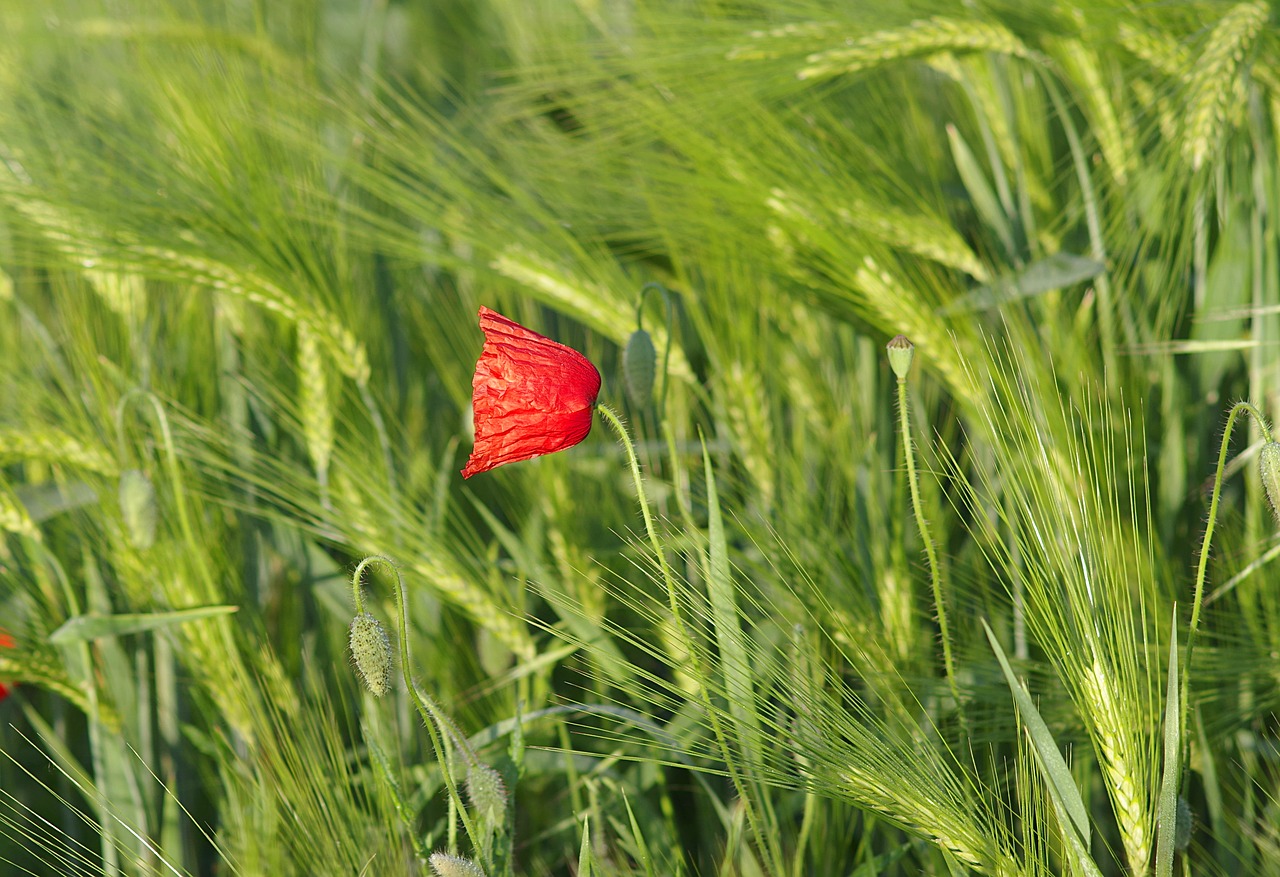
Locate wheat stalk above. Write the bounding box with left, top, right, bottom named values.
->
left=797, top=17, right=1034, bottom=82
left=1079, top=658, right=1151, bottom=876
left=1117, top=23, right=1191, bottom=76
left=1182, top=0, right=1268, bottom=171
left=0, top=427, right=117, bottom=475
left=723, top=361, right=776, bottom=511
left=0, top=478, right=40, bottom=541
left=296, top=323, right=334, bottom=500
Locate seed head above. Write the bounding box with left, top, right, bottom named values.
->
left=119, top=469, right=157, bottom=549
left=466, top=762, right=508, bottom=825
left=1174, top=795, right=1193, bottom=852
left=623, top=327, right=657, bottom=406
left=349, top=612, right=393, bottom=696
left=886, top=334, right=915, bottom=379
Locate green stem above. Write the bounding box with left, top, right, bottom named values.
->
left=596, top=405, right=681, bottom=625
left=895, top=375, right=964, bottom=722
left=595, top=404, right=784, bottom=876
left=1183, top=401, right=1272, bottom=784
left=350, top=556, right=482, bottom=863
left=1189, top=402, right=1272, bottom=655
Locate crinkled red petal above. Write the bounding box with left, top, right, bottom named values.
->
left=463, top=306, right=601, bottom=478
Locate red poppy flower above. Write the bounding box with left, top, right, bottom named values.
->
left=462, top=306, right=602, bottom=478
left=0, top=629, right=14, bottom=703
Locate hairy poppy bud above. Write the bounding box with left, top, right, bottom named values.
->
left=349, top=613, right=393, bottom=696
left=886, top=334, right=915, bottom=380
left=623, top=327, right=657, bottom=407
left=119, top=469, right=157, bottom=549
left=1174, top=795, right=1192, bottom=852
left=429, top=853, right=486, bottom=877
left=462, top=306, right=602, bottom=478
left=466, top=762, right=508, bottom=826
left=1261, top=442, right=1280, bottom=526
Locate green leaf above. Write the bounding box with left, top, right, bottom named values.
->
left=577, top=814, right=594, bottom=877
left=15, top=481, right=98, bottom=522
left=947, top=123, right=1016, bottom=258
left=702, top=435, right=761, bottom=764
left=983, top=619, right=1102, bottom=877
left=1154, top=610, right=1181, bottom=877
left=49, top=606, right=239, bottom=644
left=941, top=252, right=1105, bottom=314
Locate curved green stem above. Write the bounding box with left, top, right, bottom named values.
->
left=350, top=556, right=482, bottom=862
left=596, top=405, right=681, bottom=625
left=637, top=282, right=675, bottom=421
left=595, top=404, right=784, bottom=876
left=1182, top=401, right=1271, bottom=784
left=1189, top=401, right=1271, bottom=655
left=895, top=375, right=964, bottom=724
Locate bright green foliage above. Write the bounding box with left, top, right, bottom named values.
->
left=3, top=1, right=1280, bottom=875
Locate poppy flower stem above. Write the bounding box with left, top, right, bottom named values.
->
left=637, top=282, right=675, bottom=420
left=1184, top=401, right=1272, bottom=758
left=596, top=403, right=783, bottom=872
left=595, top=404, right=682, bottom=620
left=350, top=556, right=486, bottom=866
left=890, top=349, right=965, bottom=729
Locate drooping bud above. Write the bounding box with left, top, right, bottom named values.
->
left=119, top=469, right=157, bottom=549
left=349, top=612, right=393, bottom=696
left=623, top=327, right=657, bottom=407
left=429, top=852, right=486, bottom=877
left=1260, top=442, right=1280, bottom=526
left=466, top=762, right=509, bottom=826
left=1174, top=795, right=1192, bottom=852
left=886, top=334, right=915, bottom=380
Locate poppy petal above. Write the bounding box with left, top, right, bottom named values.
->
left=463, top=306, right=602, bottom=478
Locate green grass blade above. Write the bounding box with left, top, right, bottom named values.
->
left=946, top=122, right=1016, bottom=259
left=983, top=619, right=1100, bottom=876
left=701, top=435, right=761, bottom=763
left=48, top=606, right=240, bottom=644
left=1154, top=610, right=1180, bottom=877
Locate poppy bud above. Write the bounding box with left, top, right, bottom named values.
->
left=1174, top=795, right=1192, bottom=852
left=349, top=612, right=393, bottom=696
left=466, top=762, right=508, bottom=825
left=429, top=853, right=486, bottom=877
left=119, top=469, right=157, bottom=549
left=623, top=327, right=657, bottom=407
left=1261, top=441, right=1280, bottom=526
left=886, top=334, right=915, bottom=379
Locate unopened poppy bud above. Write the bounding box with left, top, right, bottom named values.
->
left=349, top=612, right=393, bottom=696
left=466, top=762, right=508, bottom=825
left=429, top=853, right=486, bottom=877
left=1174, top=795, right=1192, bottom=852
left=886, top=334, right=915, bottom=379
left=1261, top=442, right=1280, bottom=526
left=119, top=469, right=157, bottom=550
left=623, top=327, right=657, bottom=407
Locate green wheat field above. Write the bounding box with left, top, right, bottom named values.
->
left=3, top=1, right=1280, bottom=874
